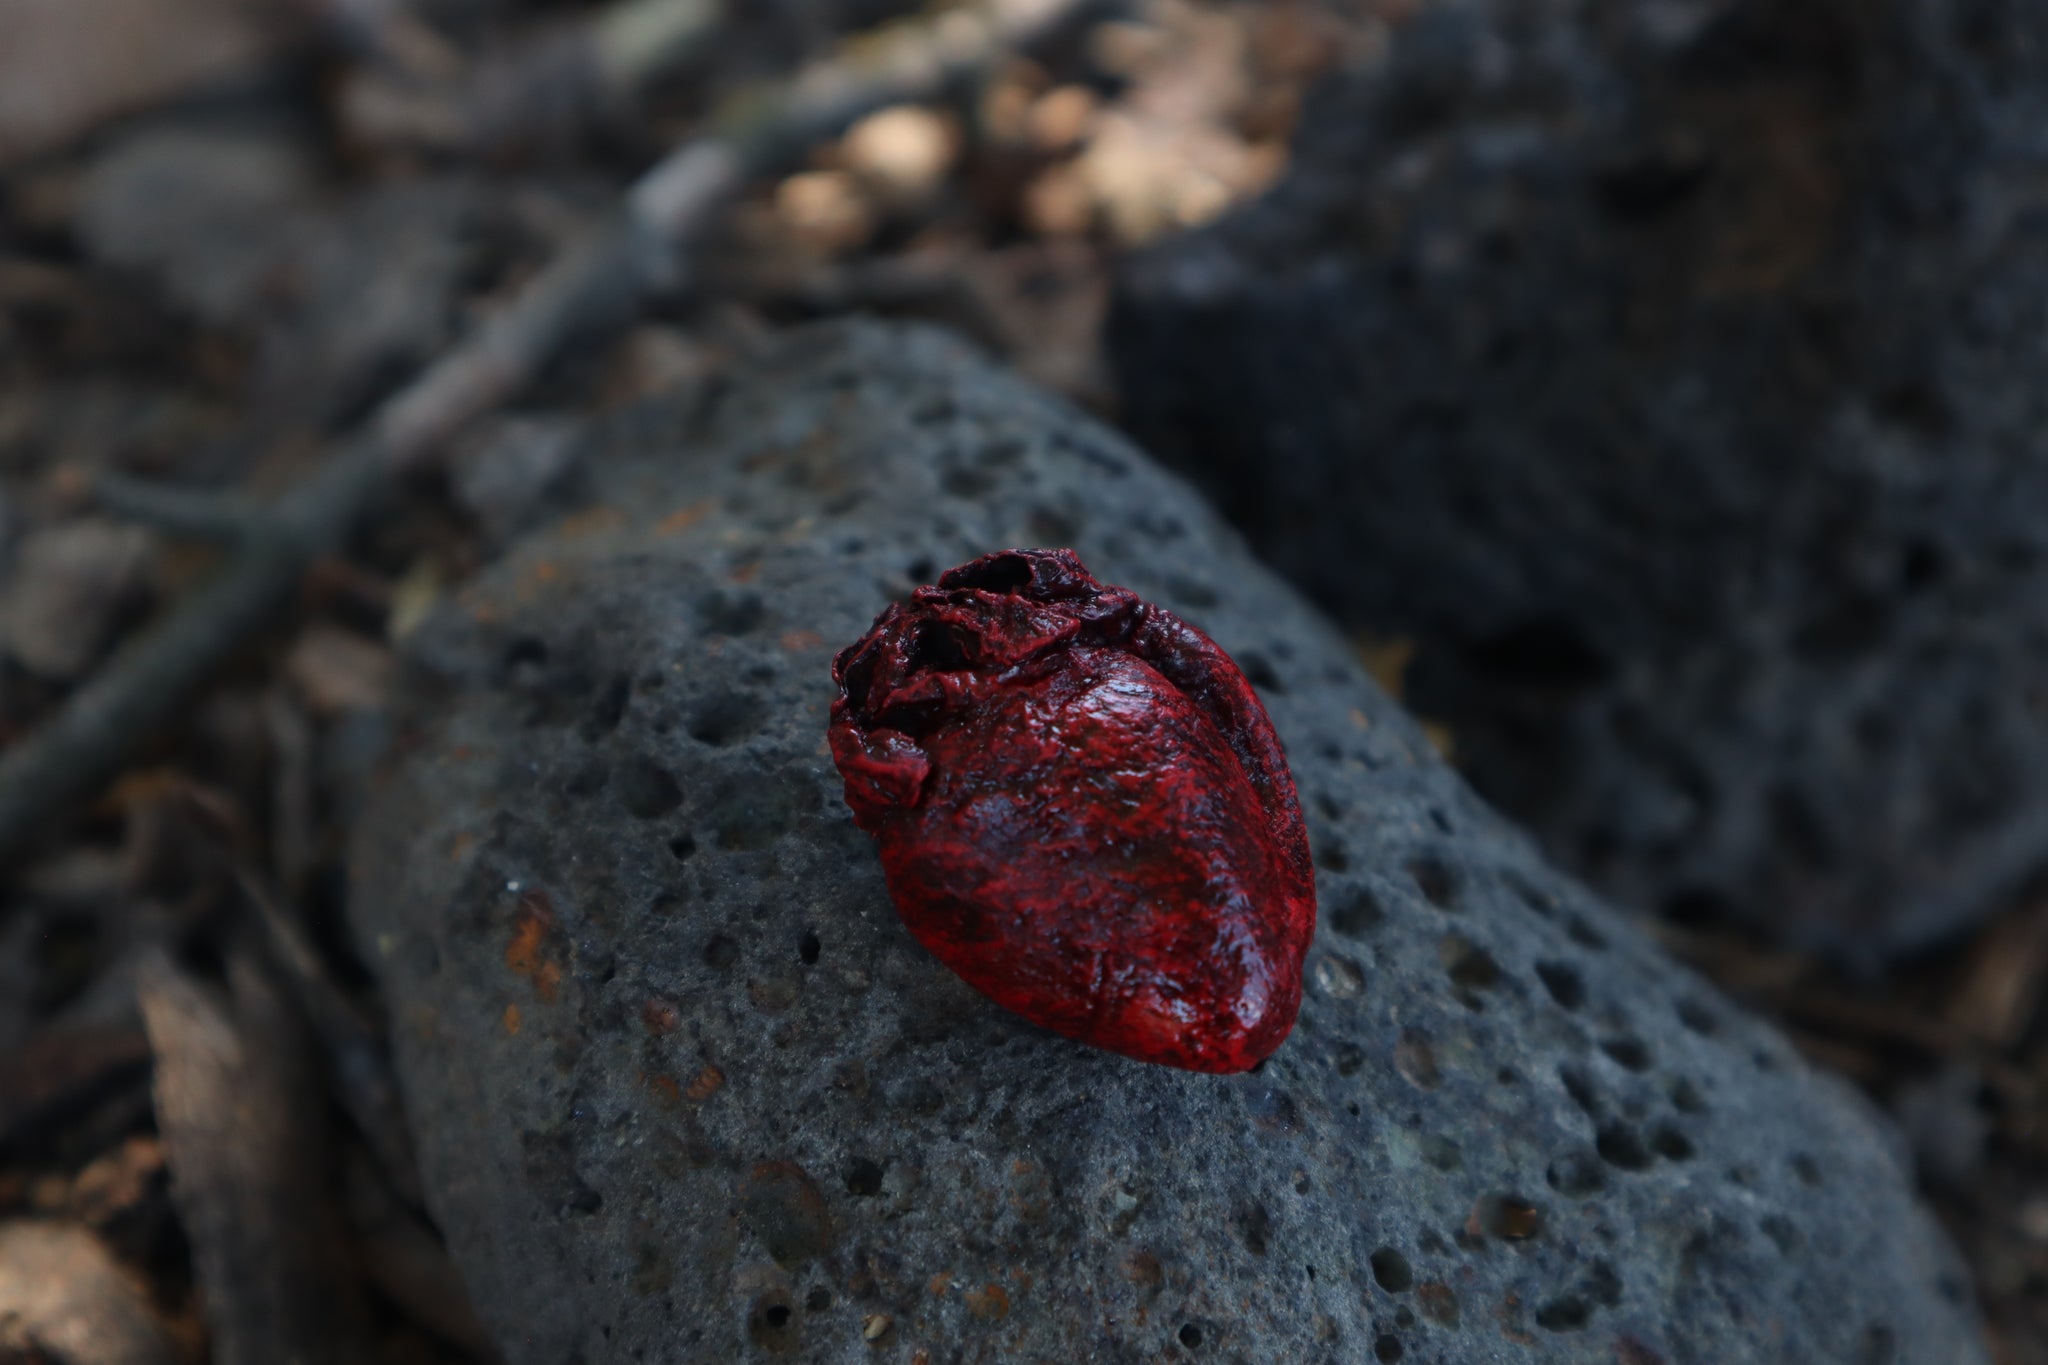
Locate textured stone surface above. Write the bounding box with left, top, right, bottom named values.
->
left=352, top=322, right=1984, bottom=1363
left=1110, top=0, right=2048, bottom=959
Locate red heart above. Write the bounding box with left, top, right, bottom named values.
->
left=829, top=549, right=1316, bottom=1072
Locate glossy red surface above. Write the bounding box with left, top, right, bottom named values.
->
left=828, top=548, right=1316, bottom=1072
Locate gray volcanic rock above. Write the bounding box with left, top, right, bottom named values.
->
left=351, top=322, right=1984, bottom=1364
left=1110, top=0, right=2048, bottom=959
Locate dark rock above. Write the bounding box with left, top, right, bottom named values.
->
left=1110, top=0, right=2048, bottom=959
left=352, top=322, right=1984, bottom=1363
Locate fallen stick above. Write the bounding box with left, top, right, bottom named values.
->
left=342, top=0, right=725, bottom=155
left=0, top=0, right=1100, bottom=867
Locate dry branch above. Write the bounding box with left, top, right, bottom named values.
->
left=0, top=0, right=1099, bottom=867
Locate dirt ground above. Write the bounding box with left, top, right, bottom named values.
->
left=0, top=1, right=2042, bottom=1361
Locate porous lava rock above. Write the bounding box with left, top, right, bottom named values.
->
left=351, top=322, right=1985, bottom=1363
left=1110, top=0, right=2048, bottom=959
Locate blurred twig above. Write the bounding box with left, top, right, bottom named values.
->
left=0, top=0, right=1100, bottom=868
left=343, top=0, right=724, bottom=155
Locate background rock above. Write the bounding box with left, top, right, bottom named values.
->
left=352, top=322, right=1984, bottom=1363
left=1110, top=0, right=2048, bottom=960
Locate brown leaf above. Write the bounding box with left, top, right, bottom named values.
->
left=0, top=0, right=302, bottom=166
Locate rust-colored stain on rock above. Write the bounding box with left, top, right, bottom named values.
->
left=963, top=1283, right=1010, bottom=1320
left=504, top=889, right=562, bottom=1003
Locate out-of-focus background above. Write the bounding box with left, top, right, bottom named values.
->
left=1, top=0, right=2045, bottom=1360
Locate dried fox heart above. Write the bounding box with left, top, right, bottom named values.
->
left=828, top=548, right=1316, bottom=1072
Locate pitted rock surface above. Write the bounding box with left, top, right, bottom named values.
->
left=1110, top=0, right=2048, bottom=960
left=351, top=322, right=1984, bottom=1364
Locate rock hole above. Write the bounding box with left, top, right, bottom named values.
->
left=1760, top=1214, right=1800, bottom=1255
left=1669, top=1077, right=1707, bottom=1114
left=688, top=691, right=767, bottom=747
left=1535, top=1297, right=1589, bottom=1332
left=1440, top=934, right=1502, bottom=995
left=905, top=557, right=935, bottom=583
left=1333, top=1043, right=1365, bottom=1077
left=1026, top=506, right=1081, bottom=544
left=1238, top=651, right=1285, bottom=694
left=1167, top=576, right=1220, bottom=609
left=1178, top=1322, right=1203, bottom=1349
left=1312, top=954, right=1365, bottom=1000
left=1546, top=1150, right=1607, bottom=1197
left=1421, top=1135, right=1461, bottom=1172
left=1314, top=837, right=1349, bottom=873
left=1497, top=1066, right=1521, bottom=1085
left=668, top=833, right=697, bottom=862
left=702, top=935, right=740, bottom=970
left=1861, top=1324, right=1896, bottom=1365
left=1600, top=1036, right=1653, bottom=1072
left=748, top=1293, right=798, bottom=1350
left=1596, top=1123, right=1652, bottom=1171
left=1315, top=793, right=1344, bottom=821
left=1236, top=1203, right=1271, bottom=1257
left=1373, top=1334, right=1404, bottom=1362
left=1535, top=960, right=1585, bottom=1011
left=1650, top=1124, right=1695, bottom=1161
left=563, top=757, right=610, bottom=797
left=978, top=436, right=1033, bottom=471
left=943, top=466, right=996, bottom=498
left=1566, top=915, right=1608, bottom=950
left=1509, top=874, right=1556, bottom=918
left=805, top=1288, right=830, bottom=1312
left=502, top=635, right=549, bottom=673
left=1484, top=1195, right=1542, bottom=1240
left=1409, top=856, right=1458, bottom=909
left=1395, top=1031, right=1441, bottom=1090
left=711, top=777, right=809, bottom=851
left=1676, top=997, right=1719, bottom=1034
left=1791, top=1153, right=1823, bottom=1186
left=798, top=930, right=821, bottom=965
left=586, top=674, right=631, bottom=735
left=1331, top=888, right=1385, bottom=937
left=699, top=592, right=765, bottom=637
left=1370, top=1248, right=1413, bottom=1293
left=1416, top=1283, right=1459, bottom=1326
left=1558, top=1064, right=1602, bottom=1118
left=843, top=1159, right=884, bottom=1196
left=615, top=758, right=683, bottom=818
